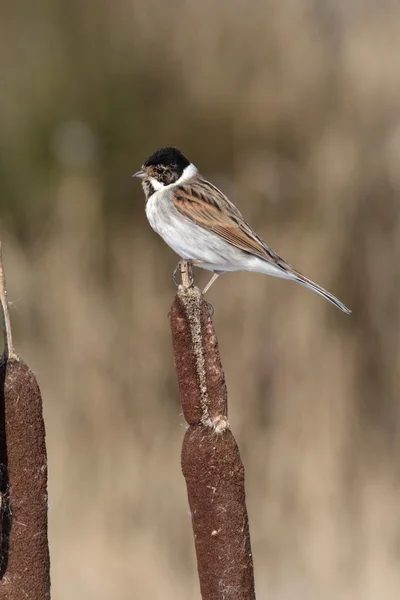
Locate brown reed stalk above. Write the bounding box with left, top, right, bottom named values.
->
left=170, top=261, right=256, bottom=600
left=0, top=242, right=50, bottom=599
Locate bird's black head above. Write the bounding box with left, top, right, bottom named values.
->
left=133, top=147, right=193, bottom=200
left=143, top=147, right=190, bottom=174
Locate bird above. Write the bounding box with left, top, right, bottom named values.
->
left=133, top=146, right=351, bottom=313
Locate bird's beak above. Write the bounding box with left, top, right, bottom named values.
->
left=132, top=168, right=145, bottom=179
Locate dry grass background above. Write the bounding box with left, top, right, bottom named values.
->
left=1, top=1, right=400, bottom=598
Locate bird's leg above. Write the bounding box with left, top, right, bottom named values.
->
left=202, top=272, right=220, bottom=295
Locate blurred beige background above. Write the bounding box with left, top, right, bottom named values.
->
left=1, top=1, right=400, bottom=598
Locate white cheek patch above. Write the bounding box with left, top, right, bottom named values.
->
left=149, top=176, right=164, bottom=191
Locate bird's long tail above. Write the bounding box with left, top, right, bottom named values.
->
left=293, top=272, right=351, bottom=314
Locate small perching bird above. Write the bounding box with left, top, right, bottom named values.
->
left=133, top=147, right=351, bottom=313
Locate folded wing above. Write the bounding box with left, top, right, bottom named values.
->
left=172, top=178, right=295, bottom=271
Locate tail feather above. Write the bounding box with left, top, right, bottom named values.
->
left=293, top=273, right=351, bottom=314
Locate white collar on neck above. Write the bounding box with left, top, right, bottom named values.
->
left=149, top=163, right=198, bottom=192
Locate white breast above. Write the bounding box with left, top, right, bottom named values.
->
left=145, top=193, right=162, bottom=231
left=145, top=190, right=195, bottom=258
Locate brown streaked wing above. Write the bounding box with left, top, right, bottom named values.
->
left=171, top=178, right=289, bottom=266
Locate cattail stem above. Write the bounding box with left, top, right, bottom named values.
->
left=0, top=243, right=16, bottom=360
left=170, top=272, right=256, bottom=600
left=180, top=259, right=194, bottom=289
